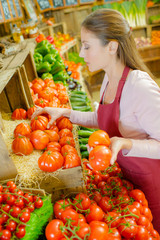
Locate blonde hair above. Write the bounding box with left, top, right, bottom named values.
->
left=82, top=9, right=153, bottom=78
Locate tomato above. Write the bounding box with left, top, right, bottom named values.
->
left=151, top=229, right=160, bottom=239
left=54, top=199, right=72, bottom=219
left=6, top=194, right=15, bottom=206
left=15, top=227, right=26, bottom=238
left=89, top=145, right=112, bottom=171
left=6, top=219, right=17, bottom=232
left=85, top=204, right=104, bottom=223
left=88, top=130, right=111, bottom=148
left=137, top=215, right=152, bottom=231
left=2, top=204, right=11, bottom=213
left=27, top=105, right=37, bottom=119
left=0, top=229, right=11, bottom=240
left=104, top=211, right=121, bottom=228
left=118, top=218, right=138, bottom=238
left=64, top=153, right=81, bottom=169
left=14, top=198, right=24, bottom=209
left=113, top=185, right=128, bottom=196
left=11, top=108, right=27, bottom=120
left=38, top=151, right=64, bottom=172
left=49, top=125, right=59, bottom=133
left=6, top=181, right=17, bottom=193
left=77, top=214, right=87, bottom=225
left=12, top=136, right=33, bottom=156
left=107, top=176, right=123, bottom=187
left=19, top=211, right=30, bottom=223
left=10, top=206, right=21, bottom=218
left=47, top=142, right=61, bottom=152
left=44, top=130, right=59, bottom=142
left=39, top=87, right=58, bottom=101
left=61, top=208, right=79, bottom=226
left=129, top=189, right=147, bottom=206
left=141, top=206, right=153, bottom=222
left=59, top=129, right=73, bottom=139
left=122, top=205, right=141, bottom=222
left=31, top=115, right=48, bottom=131
left=90, top=190, right=102, bottom=204
left=61, top=145, right=77, bottom=157
left=92, top=174, right=102, bottom=185
left=115, top=194, right=131, bottom=208
left=73, top=193, right=91, bottom=211
left=88, top=221, right=108, bottom=240
left=56, top=117, right=73, bottom=131
left=35, top=98, right=49, bottom=108
left=34, top=198, right=43, bottom=208
left=134, top=225, right=149, bottom=240
left=30, top=130, right=49, bottom=150
left=59, top=136, right=75, bottom=147
left=14, top=122, right=32, bottom=138
left=23, top=193, right=33, bottom=204
left=31, top=82, right=43, bottom=94
left=44, top=78, right=56, bottom=88
left=76, top=223, right=90, bottom=239
left=122, top=179, right=134, bottom=191
left=107, top=228, right=121, bottom=240
left=32, top=78, right=45, bottom=88
left=98, top=196, right=112, bottom=212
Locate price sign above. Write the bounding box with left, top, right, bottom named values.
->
left=8, top=0, right=16, bottom=18
left=23, top=0, right=38, bottom=21
left=36, top=0, right=51, bottom=10
left=65, top=0, right=78, bottom=6
left=0, top=4, right=3, bottom=21
left=52, top=0, right=64, bottom=8
left=80, top=0, right=95, bottom=3
left=14, top=0, right=22, bottom=17
left=1, top=0, right=11, bottom=20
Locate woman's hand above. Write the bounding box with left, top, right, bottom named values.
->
left=109, top=137, right=132, bottom=165
left=31, top=107, right=71, bottom=128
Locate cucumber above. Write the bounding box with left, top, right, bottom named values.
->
left=80, top=127, right=96, bottom=132
left=70, top=93, right=87, bottom=99
left=81, top=150, right=89, bottom=159
left=71, top=90, right=86, bottom=95
left=70, top=97, right=87, bottom=103
left=72, top=106, right=92, bottom=111
left=79, top=138, right=89, bottom=144
left=80, top=144, right=87, bottom=151
left=78, top=130, right=93, bottom=138
left=71, top=102, right=87, bottom=107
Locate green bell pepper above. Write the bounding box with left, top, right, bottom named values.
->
left=50, top=48, right=59, bottom=57
left=50, top=61, right=65, bottom=75
left=53, top=71, right=69, bottom=81
left=37, top=62, right=51, bottom=73
left=43, top=54, right=56, bottom=64
left=41, top=72, right=53, bottom=80
left=35, top=40, right=50, bottom=49
left=33, top=52, right=43, bottom=65
left=55, top=54, right=63, bottom=62
left=35, top=44, right=51, bottom=56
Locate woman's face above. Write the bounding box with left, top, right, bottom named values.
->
left=79, top=27, right=109, bottom=72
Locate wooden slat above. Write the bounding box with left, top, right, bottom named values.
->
left=0, top=68, right=16, bottom=93
left=7, top=50, right=29, bottom=69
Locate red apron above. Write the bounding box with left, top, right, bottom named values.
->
left=98, top=66, right=160, bottom=233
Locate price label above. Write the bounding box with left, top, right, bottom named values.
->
left=8, top=0, right=16, bottom=18
left=65, top=0, right=78, bottom=6
left=52, top=0, right=64, bottom=8
left=80, top=0, right=94, bottom=3
left=37, top=0, right=51, bottom=10
left=1, top=0, right=11, bottom=20
left=14, top=0, right=22, bottom=17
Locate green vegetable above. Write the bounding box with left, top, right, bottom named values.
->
left=70, top=93, right=87, bottom=99
left=70, top=97, right=87, bottom=103
left=43, top=54, right=56, bottom=64
left=72, top=105, right=92, bottom=111
left=79, top=138, right=89, bottom=144
left=50, top=48, right=59, bottom=57
left=78, top=130, right=93, bottom=138
left=71, top=90, right=86, bottom=95
left=68, top=52, right=86, bottom=65
left=53, top=71, right=69, bottom=81
left=80, top=144, right=87, bottom=151
left=33, top=52, right=43, bottom=65
left=81, top=150, right=89, bottom=159
left=71, top=102, right=87, bottom=107
left=37, top=62, right=51, bottom=73
left=80, top=127, right=97, bottom=132
left=35, top=40, right=50, bottom=49
left=35, top=44, right=51, bottom=56
left=41, top=72, right=53, bottom=80
left=50, top=61, right=65, bottom=75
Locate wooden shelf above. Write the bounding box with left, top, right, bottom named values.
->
left=143, top=56, right=160, bottom=63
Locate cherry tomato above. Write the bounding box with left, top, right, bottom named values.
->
left=85, top=204, right=104, bottom=223
left=73, top=193, right=91, bottom=211
left=104, top=211, right=121, bottom=228
left=88, top=221, right=108, bottom=240
left=15, top=227, right=26, bottom=239
left=61, top=208, right=79, bottom=226
left=0, top=229, right=11, bottom=240
left=6, top=219, right=17, bottom=232
left=118, top=218, right=138, bottom=238
left=134, top=225, right=149, bottom=240
left=53, top=199, right=72, bottom=219
left=45, top=219, right=65, bottom=240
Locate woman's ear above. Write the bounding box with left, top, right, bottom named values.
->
left=108, top=41, right=119, bottom=55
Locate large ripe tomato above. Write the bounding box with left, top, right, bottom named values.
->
left=56, top=117, right=73, bottom=131
left=27, top=106, right=37, bottom=119
left=59, top=129, right=73, bottom=139
left=44, top=78, right=56, bottom=88
left=53, top=199, right=72, bottom=219
left=58, top=92, right=69, bottom=104
left=61, top=145, right=77, bottom=157
left=32, top=78, right=45, bottom=88
left=118, top=218, right=138, bottom=238
left=11, top=108, right=27, bottom=120
left=31, top=82, right=43, bottom=94
left=38, top=87, right=57, bottom=101
left=14, top=122, right=31, bottom=138
left=35, top=98, right=49, bottom=108
left=88, top=221, right=108, bottom=240
left=85, top=204, right=104, bottom=223
left=47, top=142, right=61, bottom=152
left=88, top=130, right=111, bottom=148
left=122, top=205, right=141, bottom=222
left=38, top=151, right=64, bottom=172
left=45, top=219, right=65, bottom=240
left=73, top=193, right=91, bottom=211
left=64, top=153, right=81, bottom=169
left=59, top=136, right=75, bottom=147
left=134, top=225, right=149, bottom=240
left=31, top=115, right=48, bottom=131
left=106, top=228, right=121, bottom=240
left=61, top=208, right=79, bottom=226
left=98, top=196, right=112, bottom=212
left=129, top=189, right=147, bottom=206
left=89, top=145, right=112, bottom=171
left=12, top=136, right=33, bottom=156
left=44, top=130, right=59, bottom=142
left=30, top=130, right=49, bottom=150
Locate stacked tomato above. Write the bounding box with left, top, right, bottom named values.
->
left=64, top=60, right=81, bottom=80
left=0, top=181, right=43, bottom=240
left=45, top=160, right=159, bottom=239
left=11, top=108, right=81, bottom=172
left=28, top=78, right=70, bottom=108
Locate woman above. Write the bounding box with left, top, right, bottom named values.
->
left=32, top=9, right=160, bottom=232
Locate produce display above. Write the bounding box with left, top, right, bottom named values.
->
left=151, top=30, right=160, bottom=45
left=134, top=37, right=151, bottom=48
left=0, top=181, right=52, bottom=240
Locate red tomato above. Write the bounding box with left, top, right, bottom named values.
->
left=0, top=229, right=11, bottom=240
left=104, top=211, right=121, bottom=228
left=12, top=136, right=33, bottom=156
left=129, top=189, right=147, bottom=206
left=118, top=218, right=138, bottom=238
left=64, top=153, right=81, bottom=169
left=19, top=211, right=30, bottom=223
left=14, top=122, right=32, bottom=138
left=76, top=223, right=90, bottom=239
left=11, top=108, right=27, bottom=120
left=47, top=142, right=61, bottom=152
left=88, top=221, right=108, bottom=240
left=56, top=117, right=73, bottom=131
left=88, top=130, right=111, bottom=148
left=106, top=228, right=121, bottom=240
left=134, top=225, right=149, bottom=240
left=54, top=199, right=72, bottom=219
left=85, top=204, right=104, bottom=223
left=89, top=145, right=112, bottom=171
left=45, top=219, right=66, bottom=240
left=59, top=136, right=75, bottom=147
left=141, top=206, right=153, bottom=222
left=61, top=208, right=79, bottom=226
left=27, top=105, right=37, bottom=119
left=15, top=227, right=26, bottom=238
left=59, top=128, right=73, bottom=138
left=61, top=145, right=77, bottom=157
left=31, top=115, right=48, bottom=131
left=98, top=196, right=112, bottom=212
left=73, top=193, right=91, bottom=211
left=44, top=130, right=59, bottom=142
left=38, top=151, right=64, bottom=172
left=30, top=130, right=49, bottom=150
left=122, top=205, right=141, bottom=222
